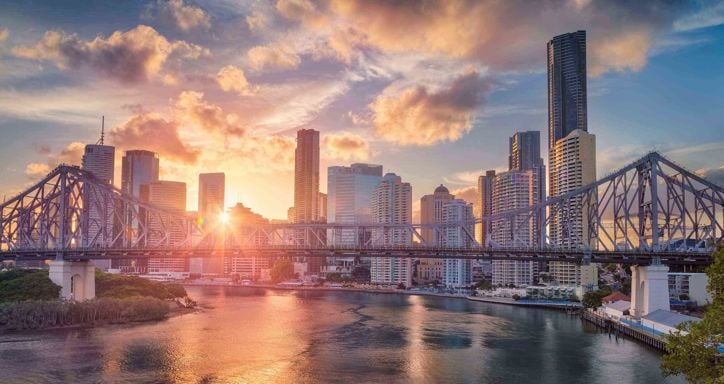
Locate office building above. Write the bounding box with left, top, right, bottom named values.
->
left=198, top=172, right=225, bottom=275
left=81, top=142, right=115, bottom=270
left=326, top=163, right=383, bottom=245
left=418, top=184, right=454, bottom=283
left=225, top=203, right=271, bottom=278
left=442, top=199, right=474, bottom=288
left=318, top=192, right=327, bottom=222
left=294, top=129, right=320, bottom=223
left=370, top=173, right=412, bottom=287
left=476, top=171, right=495, bottom=245
left=144, top=180, right=188, bottom=273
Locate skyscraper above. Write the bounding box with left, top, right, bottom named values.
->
left=326, top=163, right=383, bottom=246
left=476, top=171, right=495, bottom=245
left=82, top=142, right=115, bottom=270
left=547, top=30, right=587, bottom=149
left=419, top=184, right=454, bottom=283
left=294, top=129, right=320, bottom=223
left=370, top=173, right=412, bottom=287
left=144, top=180, right=188, bottom=274
left=116, top=150, right=159, bottom=272
left=547, top=31, right=597, bottom=294
left=198, top=172, right=225, bottom=275
left=442, top=199, right=474, bottom=288
left=198, top=173, right=225, bottom=225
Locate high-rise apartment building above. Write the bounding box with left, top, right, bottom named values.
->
left=491, top=171, right=538, bottom=287
left=143, top=180, right=188, bottom=273
left=442, top=199, right=474, bottom=288
left=318, top=192, right=327, bottom=222
left=370, top=173, right=412, bottom=287
left=82, top=143, right=115, bottom=270
left=476, top=171, right=495, bottom=245
left=418, top=184, right=454, bottom=283
left=294, top=129, right=320, bottom=223
left=116, top=150, right=159, bottom=272
left=547, top=30, right=587, bottom=149
left=547, top=30, right=597, bottom=293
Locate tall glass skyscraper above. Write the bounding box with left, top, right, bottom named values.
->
left=293, top=129, right=320, bottom=224
left=82, top=143, right=115, bottom=270
left=547, top=30, right=587, bottom=149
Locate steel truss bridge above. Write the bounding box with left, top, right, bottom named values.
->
left=1, top=152, right=722, bottom=266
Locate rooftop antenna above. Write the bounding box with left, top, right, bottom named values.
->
left=97, top=116, right=105, bottom=145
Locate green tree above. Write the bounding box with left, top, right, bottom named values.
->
left=582, top=291, right=602, bottom=309
left=661, top=247, right=724, bottom=383
left=0, top=270, right=61, bottom=302
left=270, top=259, right=295, bottom=283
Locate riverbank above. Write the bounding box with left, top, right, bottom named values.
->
left=184, top=282, right=581, bottom=311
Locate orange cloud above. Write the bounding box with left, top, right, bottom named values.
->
left=174, top=91, right=245, bottom=136
left=110, top=112, right=200, bottom=163
left=23, top=141, right=85, bottom=179
left=25, top=163, right=51, bottom=178
left=247, top=43, right=301, bottom=71
left=12, top=25, right=206, bottom=84
left=323, top=131, right=369, bottom=161
left=0, top=28, right=8, bottom=44
left=371, top=71, right=493, bottom=146
left=216, top=65, right=257, bottom=95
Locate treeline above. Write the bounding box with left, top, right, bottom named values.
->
left=0, top=296, right=169, bottom=331
left=0, top=269, right=61, bottom=302
left=95, top=270, right=187, bottom=300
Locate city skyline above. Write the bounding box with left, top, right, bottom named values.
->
left=0, top=1, right=723, bottom=221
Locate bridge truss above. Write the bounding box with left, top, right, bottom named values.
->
left=0, top=153, right=722, bottom=265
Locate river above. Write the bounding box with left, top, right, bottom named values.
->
left=0, top=286, right=683, bottom=383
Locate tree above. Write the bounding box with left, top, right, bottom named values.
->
left=582, top=292, right=602, bottom=309
left=351, top=266, right=370, bottom=281
left=397, top=282, right=406, bottom=290
left=512, top=294, right=521, bottom=301
left=475, top=280, right=492, bottom=291
left=661, top=248, right=724, bottom=383
left=0, top=270, right=61, bottom=302
left=270, top=259, right=295, bottom=283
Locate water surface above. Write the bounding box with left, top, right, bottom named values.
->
left=0, top=286, right=683, bottom=383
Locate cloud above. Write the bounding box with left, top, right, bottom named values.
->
left=23, top=142, right=85, bottom=179
left=674, top=2, right=724, bottom=31
left=25, top=163, right=51, bottom=178
left=696, top=166, right=724, bottom=187
left=110, top=112, right=200, bottom=163
left=246, top=10, right=269, bottom=32
left=323, top=132, right=369, bottom=161
left=216, top=65, right=257, bottom=95
left=174, top=90, right=245, bottom=136
left=12, top=25, right=206, bottom=84
left=278, top=0, right=684, bottom=76
left=370, top=70, right=493, bottom=146
left=450, top=186, right=477, bottom=205
left=146, top=0, right=211, bottom=32
left=0, top=28, right=8, bottom=43
left=247, top=43, right=301, bottom=71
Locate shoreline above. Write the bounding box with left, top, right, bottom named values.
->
left=184, top=282, right=581, bottom=311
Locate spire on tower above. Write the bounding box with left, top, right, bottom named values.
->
left=97, top=115, right=105, bottom=145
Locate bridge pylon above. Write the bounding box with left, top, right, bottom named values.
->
left=630, top=264, right=670, bottom=317
left=48, top=260, right=96, bottom=301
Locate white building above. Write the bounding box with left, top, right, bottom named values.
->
left=370, top=173, right=412, bottom=287
left=548, top=129, right=598, bottom=291
left=442, top=199, right=474, bottom=288
left=604, top=300, right=630, bottom=321
left=490, top=170, right=538, bottom=287
left=418, top=184, right=455, bottom=284
left=641, top=309, right=701, bottom=336
left=668, top=272, right=712, bottom=304
left=81, top=143, right=115, bottom=270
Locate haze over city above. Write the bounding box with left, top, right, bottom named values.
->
left=1, top=0, right=723, bottom=220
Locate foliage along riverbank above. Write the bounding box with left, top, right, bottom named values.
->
left=0, top=269, right=195, bottom=332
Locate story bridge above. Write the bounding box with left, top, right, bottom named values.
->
left=1, top=152, right=721, bottom=316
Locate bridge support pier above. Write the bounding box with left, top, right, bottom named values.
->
left=48, top=260, right=96, bottom=301
left=630, top=264, right=670, bottom=317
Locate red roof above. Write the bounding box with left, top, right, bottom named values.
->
left=602, top=291, right=631, bottom=303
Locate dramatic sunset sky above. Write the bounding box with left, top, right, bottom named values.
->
left=0, top=0, right=723, bottom=219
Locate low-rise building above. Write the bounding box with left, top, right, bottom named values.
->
left=641, top=309, right=701, bottom=336
left=604, top=300, right=630, bottom=321
left=525, top=285, right=577, bottom=300
left=668, top=272, right=711, bottom=305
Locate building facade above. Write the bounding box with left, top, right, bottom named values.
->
left=476, top=171, right=495, bottom=246
left=81, top=143, right=115, bottom=270
left=370, top=173, right=412, bottom=287
left=294, top=129, right=320, bottom=223
left=225, top=203, right=271, bottom=279
left=326, top=163, right=383, bottom=246
left=419, top=185, right=454, bottom=284
left=143, top=181, right=188, bottom=273
left=547, top=30, right=587, bottom=149
left=197, top=173, right=225, bottom=275
left=442, top=199, right=474, bottom=288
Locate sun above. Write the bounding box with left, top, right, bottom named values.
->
left=219, top=211, right=230, bottom=224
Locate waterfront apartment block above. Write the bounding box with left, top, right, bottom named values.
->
left=419, top=184, right=455, bottom=284
left=370, top=173, right=412, bottom=287
left=442, top=199, right=474, bottom=288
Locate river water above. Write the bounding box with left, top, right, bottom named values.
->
left=0, top=286, right=683, bottom=383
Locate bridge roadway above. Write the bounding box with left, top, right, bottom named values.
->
left=0, top=246, right=713, bottom=266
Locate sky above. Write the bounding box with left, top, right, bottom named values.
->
left=0, top=0, right=723, bottom=220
